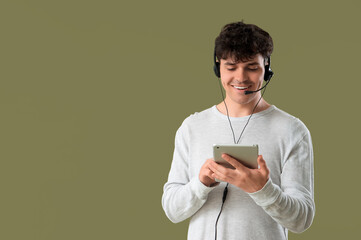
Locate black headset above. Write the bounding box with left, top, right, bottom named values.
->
left=213, top=49, right=274, bottom=81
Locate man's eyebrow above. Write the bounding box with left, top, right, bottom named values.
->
left=246, top=62, right=260, bottom=66
left=224, top=62, right=237, bottom=66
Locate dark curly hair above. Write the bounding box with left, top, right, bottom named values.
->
left=215, top=21, right=273, bottom=62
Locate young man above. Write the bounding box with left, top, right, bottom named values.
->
left=162, top=21, right=315, bottom=240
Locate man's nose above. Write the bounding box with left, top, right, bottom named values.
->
left=234, top=68, right=248, bottom=82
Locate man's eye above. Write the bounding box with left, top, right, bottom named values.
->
left=227, top=68, right=236, bottom=71
left=247, top=67, right=258, bottom=71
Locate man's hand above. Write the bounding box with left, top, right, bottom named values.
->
left=208, top=154, right=270, bottom=193
left=199, top=159, right=220, bottom=187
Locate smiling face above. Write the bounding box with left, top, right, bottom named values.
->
left=219, top=53, right=266, bottom=107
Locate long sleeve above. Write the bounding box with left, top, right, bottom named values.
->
left=161, top=123, right=216, bottom=223
left=248, top=131, right=315, bottom=233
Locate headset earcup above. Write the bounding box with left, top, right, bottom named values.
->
left=213, top=62, right=221, bottom=78
left=264, top=66, right=274, bottom=81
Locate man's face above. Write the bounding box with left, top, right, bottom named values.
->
left=219, top=53, right=266, bottom=106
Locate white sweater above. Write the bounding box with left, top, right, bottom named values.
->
left=162, top=105, right=315, bottom=240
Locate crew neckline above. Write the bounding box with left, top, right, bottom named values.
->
left=211, top=104, right=276, bottom=121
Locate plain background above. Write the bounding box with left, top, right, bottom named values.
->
left=1, top=0, right=360, bottom=239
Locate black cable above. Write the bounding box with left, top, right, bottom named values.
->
left=214, top=183, right=228, bottom=239
left=214, top=78, right=268, bottom=240
left=235, top=86, right=267, bottom=144
left=217, top=79, right=236, bottom=144
left=217, top=79, right=267, bottom=145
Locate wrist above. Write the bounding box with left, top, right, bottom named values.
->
left=209, top=182, right=220, bottom=187
left=199, top=177, right=217, bottom=187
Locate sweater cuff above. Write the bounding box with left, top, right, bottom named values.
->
left=248, top=178, right=281, bottom=207
left=189, top=177, right=216, bottom=200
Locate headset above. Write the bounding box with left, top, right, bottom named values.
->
left=212, top=48, right=273, bottom=240
left=213, top=49, right=274, bottom=83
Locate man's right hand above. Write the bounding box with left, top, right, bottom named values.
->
left=199, top=159, right=219, bottom=187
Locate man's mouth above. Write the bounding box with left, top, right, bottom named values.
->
left=232, top=85, right=249, bottom=90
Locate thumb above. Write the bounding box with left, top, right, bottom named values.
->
left=258, top=155, right=269, bottom=175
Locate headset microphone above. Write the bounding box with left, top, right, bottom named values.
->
left=244, top=76, right=272, bottom=95
left=213, top=49, right=274, bottom=94
left=244, top=57, right=273, bottom=94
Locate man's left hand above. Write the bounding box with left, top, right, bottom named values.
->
left=208, top=154, right=270, bottom=193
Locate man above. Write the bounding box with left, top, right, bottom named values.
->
left=161, top=21, right=315, bottom=240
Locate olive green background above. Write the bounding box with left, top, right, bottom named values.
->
left=1, top=0, right=360, bottom=239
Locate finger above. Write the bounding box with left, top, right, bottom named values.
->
left=211, top=172, right=227, bottom=183
left=257, top=155, right=265, bottom=168
left=204, top=168, right=214, bottom=178
left=208, top=160, right=229, bottom=176
left=201, top=160, right=215, bottom=176
left=222, top=154, right=248, bottom=172
left=204, top=159, right=217, bottom=172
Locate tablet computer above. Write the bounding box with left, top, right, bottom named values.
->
left=213, top=144, right=259, bottom=169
